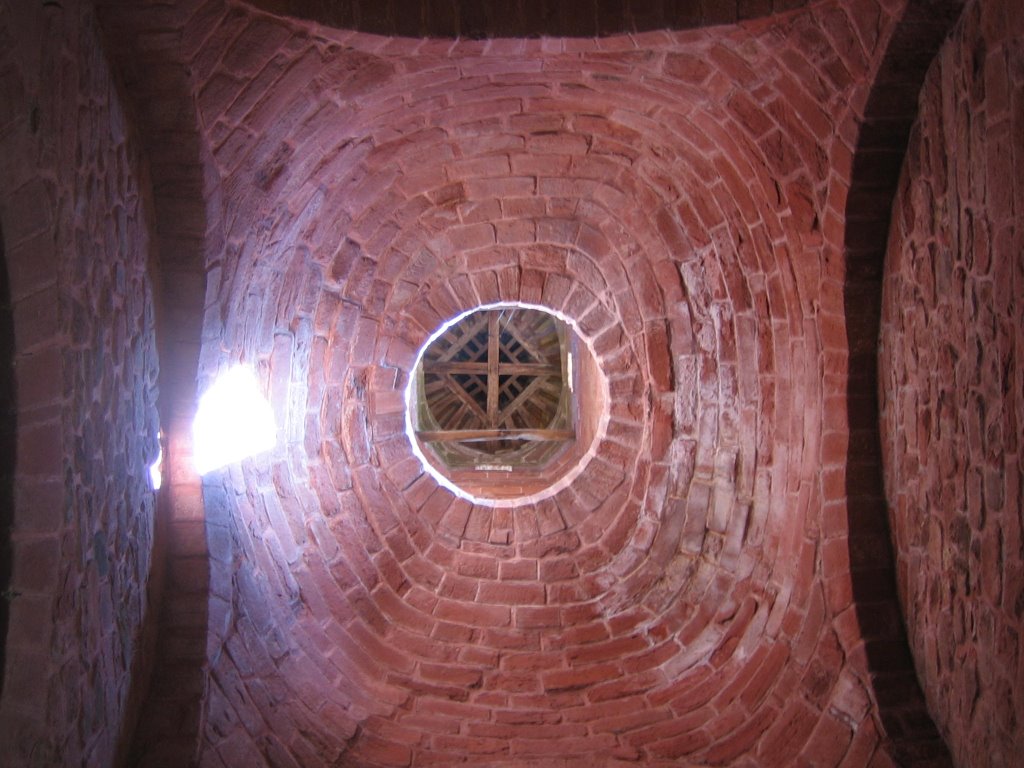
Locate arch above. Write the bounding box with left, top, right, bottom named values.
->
left=0, top=10, right=65, bottom=757
left=0, top=222, right=13, bottom=699
left=842, top=0, right=966, bottom=761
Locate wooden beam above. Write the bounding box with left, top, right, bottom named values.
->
left=422, top=361, right=561, bottom=376
left=498, top=374, right=551, bottom=426
left=434, top=314, right=489, bottom=362
left=487, top=311, right=500, bottom=427
left=443, top=373, right=488, bottom=423
left=416, top=428, right=575, bottom=443
left=498, top=313, right=549, bottom=362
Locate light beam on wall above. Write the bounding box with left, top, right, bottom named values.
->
left=192, top=366, right=276, bottom=474
left=149, top=444, right=163, bottom=491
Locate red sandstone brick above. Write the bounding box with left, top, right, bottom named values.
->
left=515, top=605, right=562, bottom=629
left=704, top=704, right=777, bottom=765
left=347, top=733, right=412, bottom=767
left=543, top=661, right=621, bottom=693
left=434, top=599, right=511, bottom=628
left=418, top=661, right=483, bottom=689
left=512, top=732, right=618, bottom=757
left=5, top=178, right=53, bottom=245
left=429, top=733, right=507, bottom=756
left=477, top=581, right=545, bottom=605
left=499, top=559, right=538, bottom=581
left=838, top=718, right=881, bottom=767
left=491, top=218, right=534, bottom=245
left=13, top=287, right=59, bottom=352
left=800, top=711, right=854, bottom=766
left=12, top=536, right=60, bottom=593
left=5, top=231, right=57, bottom=301
left=585, top=668, right=665, bottom=706
left=757, top=698, right=819, bottom=764
left=663, top=52, right=713, bottom=84
left=646, top=728, right=713, bottom=759
left=737, top=641, right=790, bottom=711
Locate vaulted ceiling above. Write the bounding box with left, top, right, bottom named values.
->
left=14, top=0, right=976, bottom=764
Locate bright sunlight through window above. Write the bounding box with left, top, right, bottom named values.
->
left=193, top=366, right=276, bottom=474
left=149, top=445, right=163, bottom=491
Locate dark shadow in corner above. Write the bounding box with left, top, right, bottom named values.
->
left=842, top=0, right=964, bottom=764
left=92, top=5, right=213, bottom=766
left=243, top=0, right=814, bottom=37
left=0, top=225, right=14, bottom=699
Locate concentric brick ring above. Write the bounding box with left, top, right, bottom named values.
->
left=199, top=14, right=851, bottom=767
left=399, top=299, right=610, bottom=508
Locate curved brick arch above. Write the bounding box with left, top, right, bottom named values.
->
left=92, top=1, right=226, bottom=764
left=839, top=0, right=966, bottom=763
left=0, top=221, right=12, bottom=701
left=181, top=1, right=952, bottom=764
left=0, top=12, right=70, bottom=760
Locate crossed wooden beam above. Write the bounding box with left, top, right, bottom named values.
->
left=417, top=309, right=572, bottom=445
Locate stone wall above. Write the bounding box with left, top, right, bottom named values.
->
left=0, top=1, right=161, bottom=765
left=879, top=0, right=1024, bottom=765
left=0, top=223, right=13, bottom=701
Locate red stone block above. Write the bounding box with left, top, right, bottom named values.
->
left=512, top=267, right=543, bottom=304
left=663, top=52, right=713, bottom=84
left=704, top=705, right=777, bottom=765
left=5, top=177, right=53, bottom=246
left=434, top=599, right=510, bottom=629
left=496, top=559, right=535, bottom=581
left=418, top=661, right=483, bottom=688
left=757, top=699, right=820, bottom=764
left=568, top=634, right=649, bottom=666
left=514, top=605, right=562, bottom=629
left=727, top=90, right=776, bottom=139
left=11, top=536, right=60, bottom=593
left=647, top=728, right=713, bottom=760
left=13, top=287, right=59, bottom=353
left=372, top=587, right=434, bottom=634
left=5, top=230, right=57, bottom=301
left=645, top=321, right=673, bottom=393
left=477, top=581, right=545, bottom=605
left=490, top=218, right=533, bottom=245
left=347, top=733, right=412, bottom=767
left=542, top=661, right=621, bottom=693
left=12, top=478, right=63, bottom=534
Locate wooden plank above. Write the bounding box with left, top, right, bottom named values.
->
left=435, top=314, right=489, bottom=362
left=422, top=361, right=561, bottom=376
left=443, top=373, right=488, bottom=423
left=498, top=312, right=549, bottom=362
left=418, top=307, right=574, bottom=446
left=499, top=374, right=551, bottom=426
left=487, top=311, right=500, bottom=427
left=416, top=428, right=575, bottom=443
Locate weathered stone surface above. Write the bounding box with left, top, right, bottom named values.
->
left=880, top=0, right=1024, bottom=764
left=0, top=1, right=161, bottom=766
